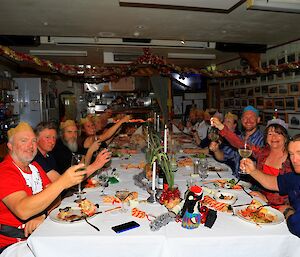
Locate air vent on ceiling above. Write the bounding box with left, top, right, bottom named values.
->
left=122, top=38, right=151, bottom=43
left=0, top=35, right=40, bottom=46
left=103, top=52, right=141, bottom=64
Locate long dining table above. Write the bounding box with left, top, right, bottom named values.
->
left=27, top=151, right=300, bottom=257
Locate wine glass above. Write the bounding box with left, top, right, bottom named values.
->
left=71, top=153, right=86, bottom=203
left=98, top=171, right=109, bottom=196
left=207, top=126, right=219, bottom=142
left=115, top=190, right=129, bottom=213
left=238, top=140, right=253, bottom=175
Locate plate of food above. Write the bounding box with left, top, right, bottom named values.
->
left=208, top=165, right=228, bottom=172
left=50, top=200, right=98, bottom=223
left=214, top=190, right=237, bottom=205
left=209, top=178, right=251, bottom=190
left=235, top=199, right=284, bottom=225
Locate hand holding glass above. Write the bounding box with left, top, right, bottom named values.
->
left=238, top=141, right=252, bottom=175
left=71, top=154, right=86, bottom=202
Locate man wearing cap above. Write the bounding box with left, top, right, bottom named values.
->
left=211, top=106, right=264, bottom=176
left=241, top=134, right=300, bottom=238
left=0, top=122, right=103, bottom=253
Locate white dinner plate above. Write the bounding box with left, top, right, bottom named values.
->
left=49, top=205, right=97, bottom=224
left=235, top=206, right=284, bottom=225
left=214, top=190, right=237, bottom=205
left=210, top=178, right=251, bottom=190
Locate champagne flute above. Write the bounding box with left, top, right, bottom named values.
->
left=238, top=140, right=253, bottom=175
left=71, top=153, right=86, bottom=203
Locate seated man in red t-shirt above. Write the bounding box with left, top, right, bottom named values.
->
left=0, top=122, right=111, bottom=253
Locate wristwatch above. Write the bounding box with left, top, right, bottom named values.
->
left=283, top=207, right=295, bottom=219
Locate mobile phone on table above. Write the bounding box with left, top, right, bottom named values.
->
left=111, top=221, right=140, bottom=233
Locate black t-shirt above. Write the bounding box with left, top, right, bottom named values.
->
left=50, top=138, right=85, bottom=175
left=33, top=149, right=57, bottom=173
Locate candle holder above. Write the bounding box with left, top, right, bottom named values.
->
left=147, top=188, right=157, bottom=203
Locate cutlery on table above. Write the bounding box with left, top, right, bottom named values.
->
left=84, top=217, right=100, bottom=231
left=240, top=185, right=253, bottom=198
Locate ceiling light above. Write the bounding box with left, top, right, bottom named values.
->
left=168, top=53, right=216, bottom=60
left=29, top=50, right=88, bottom=57
left=181, top=40, right=185, bottom=45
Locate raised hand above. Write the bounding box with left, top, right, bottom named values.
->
left=240, top=158, right=256, bottom=174
left=210, top=117, right=224, bottom=131
left=209, top=141, right=220, bottom=152
left=91, top=149, right=111, bottom=171
left=59, top=163, right=87, bottom=189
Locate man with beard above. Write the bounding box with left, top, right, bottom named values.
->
left=50, top=120, right=102, bottom=175
left=0, top=122, right=95, bottom=253
left=211, top=106, right=264, bottom=177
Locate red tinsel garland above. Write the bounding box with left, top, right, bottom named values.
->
left=0, top=45, right=299, bottom=82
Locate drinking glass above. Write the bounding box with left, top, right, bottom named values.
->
left=207, top=126, right=220, bottom=142
left=238, top=140, right=253, bottom=175
left=115, top=190, right=129, bottom=213
left=198, top=158, right=208, bottom=181
left=71, top=153, right=86, bottom=203
left=98, top=171, right=109, bottom=196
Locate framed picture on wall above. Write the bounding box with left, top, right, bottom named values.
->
left=296, top=98, right=300, bottom=111
left=247, top=87, right=254, bottom=97
left=285, top=97, right=296, bottom=110
left=234, top=99, right=241, bottom=108
left=262, top=85, right=268, bottom=94
left=278, top=84, right=288, bottom=95
left=240, top=87, right=247, bottom=96
left=275, top=72, right=283, bottom=80
left=248, top=98, right=256, bottom=107
left=288, top=83, right=300, bottom=95
left=278, top=112, right=287, bottom=122
left=264, top=99, right=274, bottom=109
left=268, top=85, right=278, bottom=96
left=254, top=86, right=261, bottom=96
left=288, top=113, right=300, bottom=129
left=234, top=88, right=241, bottom=97
left=256, top=97, right=264, bottom=108
left=267, top=74, right=274, bottom=82
left=263, top=112, right=274, bottom=125
left=241, top=99, right=248, bottom=108
left=274, top=98, right=285, bottom=110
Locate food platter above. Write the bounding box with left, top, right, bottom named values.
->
left=49, top=205, right=97, bottom=224
left=214, top=190, right=237, bottom=205
left=235, top=206, right=284, bottom=225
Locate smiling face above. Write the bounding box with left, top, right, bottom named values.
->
left=8, top=130, right=38, bottom=165
left=266, top=127, right=286, bottom=150
left=223, top=117, right=237, bottom=132
left=37, top=128, right=57, bottom=155
left=82, top=120, right=96, bottom=136
left=241, top=110, right=260, bottom=132
left=288, top=141, right=300, bottom=174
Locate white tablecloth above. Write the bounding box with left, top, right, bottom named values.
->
left=27, top=153, right=300, bottom=257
